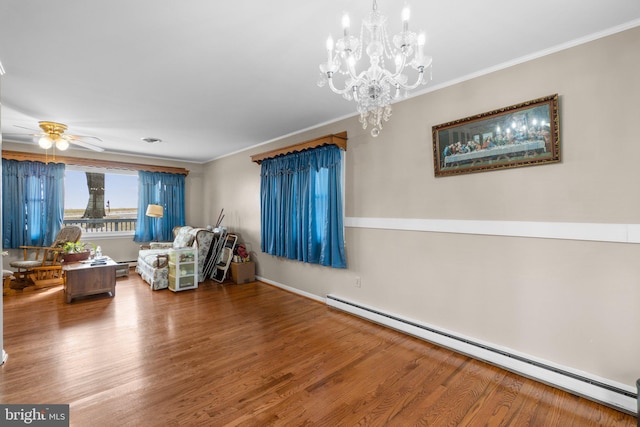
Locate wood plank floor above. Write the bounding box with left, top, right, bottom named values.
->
left=1, top=273, right=636, bottom=426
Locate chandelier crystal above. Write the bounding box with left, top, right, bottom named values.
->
left=318, top=0, right=432, bottom=137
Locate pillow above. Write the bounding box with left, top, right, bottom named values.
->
left=173, top=226, right=194, bottom=248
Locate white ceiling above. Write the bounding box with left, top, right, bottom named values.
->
left=1, top=0, right=639, bottom=163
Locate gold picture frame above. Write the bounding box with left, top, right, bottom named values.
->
left=432, top=94, right=560, bottom=177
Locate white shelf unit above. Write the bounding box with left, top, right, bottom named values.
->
left=168, top=248, right=198, bottom=292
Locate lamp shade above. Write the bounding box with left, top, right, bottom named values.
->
left=145, top=204, right=164, bottom=218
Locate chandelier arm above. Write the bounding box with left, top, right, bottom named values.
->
left=385, top=68, right=425, bottom=91
left=388, top=54, right=408, bottom=80
left=342, top=57, right=360, bottom=82
left=328, top=66, right=370, bottom=95
left=327, top=76, right=357, bottom=96
left=400, top=71, right=425, bottom=90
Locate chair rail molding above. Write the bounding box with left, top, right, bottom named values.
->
left=344, top=217, right=640, bottom=244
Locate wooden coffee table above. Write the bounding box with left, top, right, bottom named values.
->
left=63, top=257, right=117, bottom=303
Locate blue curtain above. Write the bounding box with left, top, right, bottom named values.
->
left=134, top=171, right=185, bottom=242
left=260, top=144, right=346, bottom=268
left=2, top=159, right=65, bottom=248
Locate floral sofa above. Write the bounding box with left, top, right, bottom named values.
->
left=136, top=226, right=215, bottom=290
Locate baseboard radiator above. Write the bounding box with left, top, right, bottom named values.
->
left=326, top=294, right=638, bottom=415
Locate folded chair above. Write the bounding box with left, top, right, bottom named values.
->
left=10, top=225, right=82, bottom=287
left=212, top=234, right=238, bottom=283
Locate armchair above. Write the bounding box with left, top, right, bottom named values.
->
left=9, top=225, right=82, bottom=286
left=136, top=226, right=216, bottom=290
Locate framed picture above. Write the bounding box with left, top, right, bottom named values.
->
left=432, top=94, right=560, bottom=177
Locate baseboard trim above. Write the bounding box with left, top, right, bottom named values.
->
left=256, top=276, right=325, bottom=303
left=326, top=294, right=638, bottom=415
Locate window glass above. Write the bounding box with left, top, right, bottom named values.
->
left=64, top=168, right=138, bottom=234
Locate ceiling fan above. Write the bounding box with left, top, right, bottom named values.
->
left=5, top=121, right=104, bottom=152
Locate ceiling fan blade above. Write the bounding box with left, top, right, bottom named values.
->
left=67, top=134, right=103, bottom=142
left=2, top=132, right=39, bottom=142
left=13, top=124, right=41, bottom=132
left=64, top=138, right=105, bottom=152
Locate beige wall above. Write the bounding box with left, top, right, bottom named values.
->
left=204, top=26, right=640, bottom=388
left=1, top=142, right=206, bottom=264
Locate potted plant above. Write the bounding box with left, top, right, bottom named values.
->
left=60, top=242, right=93, bottom=263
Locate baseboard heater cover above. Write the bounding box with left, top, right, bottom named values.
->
left=325, top=294, right=638, bottom=415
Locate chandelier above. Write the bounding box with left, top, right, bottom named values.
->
left=318, top=0, right=432, bottom=137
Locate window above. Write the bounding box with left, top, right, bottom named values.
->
left=260, top=145, right=346, bottom=268
left=64, top=167, right=138, bottom=235
left=134, top=170, right=186, bottom=242
left=2, top=159, right=64, bottom=248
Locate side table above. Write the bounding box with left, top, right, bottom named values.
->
left=63, top=257, right=117, bottom=303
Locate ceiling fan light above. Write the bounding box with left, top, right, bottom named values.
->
left=56, top=138, right=69, bottom=151
left=38, top=136, right=53, bottom=149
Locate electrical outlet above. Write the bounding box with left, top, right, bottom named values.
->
left=355, top=276, right=361, bottom=288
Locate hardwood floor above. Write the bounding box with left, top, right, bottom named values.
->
left=1, top=273, right=635, bottom=426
